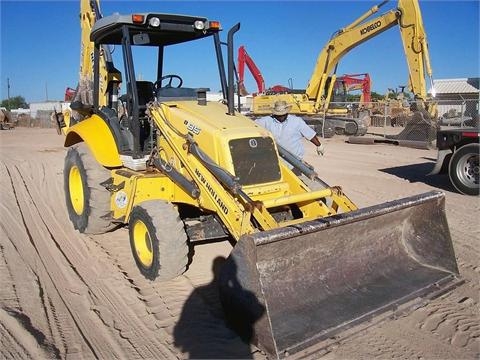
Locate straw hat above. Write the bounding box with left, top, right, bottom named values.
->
left=271, top=100, right=292, bottom=116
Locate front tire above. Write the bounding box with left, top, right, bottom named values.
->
left=64, top=143, right=116, bottom=233
left=448, top=143, right=479, bottom=196
left=129, top=201, right=188, bottom=281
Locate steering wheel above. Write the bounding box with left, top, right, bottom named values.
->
left=154, top=74, right=183, bottom=91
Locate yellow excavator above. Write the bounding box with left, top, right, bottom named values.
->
left=251, top=0, right=437, bottom=137
left=58, top=0, right=460, bottom=357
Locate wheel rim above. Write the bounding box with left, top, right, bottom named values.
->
left=456, top=153, right=479, bottom=188
left=69, top=166, right=85, bottom=215
left=132, top=220, right=153, bottom=268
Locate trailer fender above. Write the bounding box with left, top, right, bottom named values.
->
left=428, top=149, right=451, bottom=175
left=64, top=114, right=122, bottom=167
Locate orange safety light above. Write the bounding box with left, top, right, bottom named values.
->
left=132, top=14, right=145, bottom=23
left=208, top=21, right=221, bottom=30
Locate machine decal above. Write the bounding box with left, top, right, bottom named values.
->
left=115, top=191, right=128, bottom=208
left=184, top=120, right=201, bottom=135
left=360, top=20, right=381, bottom=35
left=194, top=168, right=229, bottom=215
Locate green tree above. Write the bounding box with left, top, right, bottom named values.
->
left=370, top=91, right=385, bottom=101
left=1, top=96, right=28, bottom=110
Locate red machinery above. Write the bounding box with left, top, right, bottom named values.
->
left=237, top=45, right=265, bottom=95
left=237, top=45, right=290, bottom=96
left=64, top=87, right=76, bottom=101
left=335, top=73, right=371, bottom=103
left=238, top=45, right=371, bottom=104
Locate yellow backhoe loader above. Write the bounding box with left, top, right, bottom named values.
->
left=59, top=1, right=460, bottom=357
left=251, top=0, right=437, bottom=137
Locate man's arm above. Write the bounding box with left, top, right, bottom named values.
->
left=309, top=135, right=321, bottom=147
left=296, top=116, right=325, bottom=156
left=310, top=135, right=325, bottom=156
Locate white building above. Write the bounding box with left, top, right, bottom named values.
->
left=29, top=101, right=64, bottom=118
left=206, top=92, right=253, bottom=113
left=431, top=78, right=479, bottom=119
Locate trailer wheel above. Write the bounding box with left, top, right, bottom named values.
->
left=129, top=201, right=188, bottom=281
left=64, top=143, right=116, bottom=233
left=448, top=143, right=479, bottom=196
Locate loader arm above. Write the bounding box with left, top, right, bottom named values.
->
left=305, top=0, right=435, bottom=114
left=148, top=102, right=353, bottom=240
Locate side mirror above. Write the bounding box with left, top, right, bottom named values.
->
left=133, top=33, right=150, bottom=45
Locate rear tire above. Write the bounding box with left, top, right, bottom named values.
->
left=448, top=143, right=479, bottom=196
left=129, top=201, right=188, bottom=281
left=64, top=143, right=116, bottom=233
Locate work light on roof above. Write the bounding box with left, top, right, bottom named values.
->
left=207, top=21, right=221, bottom=30
left=132, top=14, right=144, bottom=23
left=149, top=17, right=160, bottom=27
left=194, top=20, right=205, bottom=30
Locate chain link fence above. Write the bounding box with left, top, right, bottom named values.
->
left=16, top=110, right=56, bottom=128
left=317, top=99, right=479, bottom=146
left=7, top=99, right=480, bottom=146
left=436, top=99, right=479, bottom=127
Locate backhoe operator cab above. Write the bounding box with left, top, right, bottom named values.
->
left=68, top=13, right=223, bottom=160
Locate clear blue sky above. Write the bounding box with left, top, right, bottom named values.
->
left=1, top=0, right=479, bottom=103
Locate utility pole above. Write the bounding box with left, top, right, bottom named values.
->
left=7, top=78, right=10, bottom=110
left=45, top=82, right=49, bottom=101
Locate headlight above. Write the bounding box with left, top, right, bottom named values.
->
left=194, top=20, right=205, bottom=30
left=149, top=17, right=160, bottom=27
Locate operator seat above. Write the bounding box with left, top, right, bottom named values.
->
left=136, top=81, right=155, bottom=116
left=135, top=81, right=154, bottom=152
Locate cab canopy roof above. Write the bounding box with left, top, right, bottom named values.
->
left=91, top=13, right=221, bottom=46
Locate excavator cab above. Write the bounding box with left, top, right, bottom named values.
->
left=61, top=3, right=461, bottom=359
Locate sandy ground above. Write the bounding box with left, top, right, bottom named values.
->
left=0, top=127, right=478, bottom=359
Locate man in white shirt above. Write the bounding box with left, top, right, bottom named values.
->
left=255, top=100, right=325, bottom=159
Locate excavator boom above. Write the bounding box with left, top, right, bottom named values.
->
left=306, top=0, right=434, bottom=112
left=238, top=45, right=266, bottom=95
left=252, top=0, right=436, bottom=120
left=237, top=45, right=292, bottom=96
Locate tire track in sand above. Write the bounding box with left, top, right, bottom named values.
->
left=94, top=227, right=261, bottom=359
left=1, top=159, right=176, bottom=359
left=408, top=286, right=479, bottom=352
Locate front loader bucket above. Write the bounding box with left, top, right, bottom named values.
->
left=219, top=191, right=460, bottom=358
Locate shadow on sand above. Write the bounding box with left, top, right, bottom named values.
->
left=173, top=256, right=264, bottom=359
left=379, top=158, right=455, bottom=193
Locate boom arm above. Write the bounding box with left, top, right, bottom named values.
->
left=237, top=45, right=266, bottom=95
left=305, top=0, right=434, bottom=113
left=78, top=0, right=121, bottom=107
